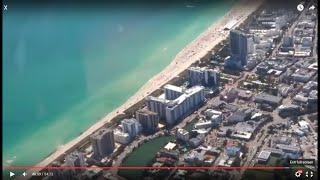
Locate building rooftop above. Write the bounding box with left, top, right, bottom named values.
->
left=226, top=140, right=240, bottom=148
left=164, top=142, right=177, bottom=151
left=205, top=109, right=222, bottom=116
left=257, top=150, right=271, bottom=161
left=293, top=94, right=308, bottom=103
left=276, top=144, right=301, bottom=153
left=177, top=128, right=189, bottom=136
left=298, top=120, right=309, bottom=128
left=232, top=132, right=252, bottom=140
left=91, top=128, right=113, bottom=140
left=237, top=89, right=253, bottom=99
left=226, top=111, right=246, bottom=123
left=164, top=84, right=184, bottom=93
left=146, top=95, right=169, bottom=103
left=114, top=129, right=130, bottom=137
left=122, top=118, right=138, bottom=125
left=278, top=104, right=300, bottom=110
left=168, top=85, right=204, bottom=106
left=254, top=93, right=282, bottom=105
left=136, top=108, right=158, bottom=116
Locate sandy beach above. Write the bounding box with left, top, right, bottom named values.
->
left=22, top=0, right=264, bottom=177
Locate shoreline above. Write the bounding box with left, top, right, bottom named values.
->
left=23, top=0, right=264, bottom=177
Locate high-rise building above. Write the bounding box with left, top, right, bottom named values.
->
left=146, top=85, right=205, bottom=126
left=229, top=30, right=254, bottom=68
left=145, top=96, right=169, bottom=119
left=121, top=118, right=142, bottom=139
left=164, top=84, right=184, bottom=100
left=136, top=108, right=159, bottom=134
left=65, top=151, right=86, bottom=167
left=90, top=128, right=115, bottom=160
left=188, top=67, right=220, bottom=87
left=165, top=86, right=205, bottom=125
left=188, top=67, right=204, bottom=86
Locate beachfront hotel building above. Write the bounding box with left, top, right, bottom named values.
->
left=166, top=86, right=205, bottom=125
left=121, top=118, right=142, bottom=139
left=135, top=108, right=159, bottom=134
left=188, top=67, right=220, bottom=87
left=226, top=29, right=254, bottom=69
left=65, top=151, right=86, bottom=168
left=145, top=96, right=169, bottom=120
left=90, top=128, right=115, bottom=160
left=164, top=84, right=184, bottom=100
left=146, top=85, right=205, bottom=126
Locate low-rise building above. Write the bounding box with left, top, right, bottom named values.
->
left=164, top=142, right=177, bottom=151
left=272, top=136, right=292, bottom=145
left=275, top=144, right=301, bottom=154
left=225, top=140, right=241, bottom=157
left=217, top=157, right=235, bottom=167
left=189, top=135, right=205, bottom=148
left=298, top=120, right=309, bottom=132
left=204, top=109, right=222, bottom=118
left=225, top=111, right=247, bottom=124
left=257, top=150, right=271, bottom=163
left=264, top=148, right=284, bottom=156
left=237, top=89, right=253, bottom=100
left=204, top=109, right=222, bottom=126
left=294, top=129, right=305, bottom=136
left=302, top=81, right=317, bottom=93
left=254, top=93, right=282, bottom=107
left=231, top=131, right=252, bottom=141
left=176, top=128, right=190, bottom=142
left=293, top=94, right=308, bottom=105
left=278, top=104, right=301, bottom=118
left=291, top=68, right=315, bottom=83
left=220, top=88, right=238, bottom=103
left=211, top=114, right=222, bottom=127
left=278, top=84, right=292, bottom=97
left=159, top=149, right=179, bottom=160
left=217, top=127, right=231, bottom=137
left=184, top=150, right=205, bottom=165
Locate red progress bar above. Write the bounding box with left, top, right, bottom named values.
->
left=3, top=166, right=289, bottom=170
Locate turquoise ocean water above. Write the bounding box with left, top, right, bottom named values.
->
left=3, top=1, right=233, bottom=166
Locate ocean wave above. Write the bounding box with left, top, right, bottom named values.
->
left=186, top=5, right=195, bottom=8
left=6, top=159, right=14, bottom=164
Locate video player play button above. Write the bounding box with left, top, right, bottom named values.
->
left=9, top=172, right=15, bottom=178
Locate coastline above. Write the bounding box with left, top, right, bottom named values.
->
left=22, top=0, right=264, bottom=177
